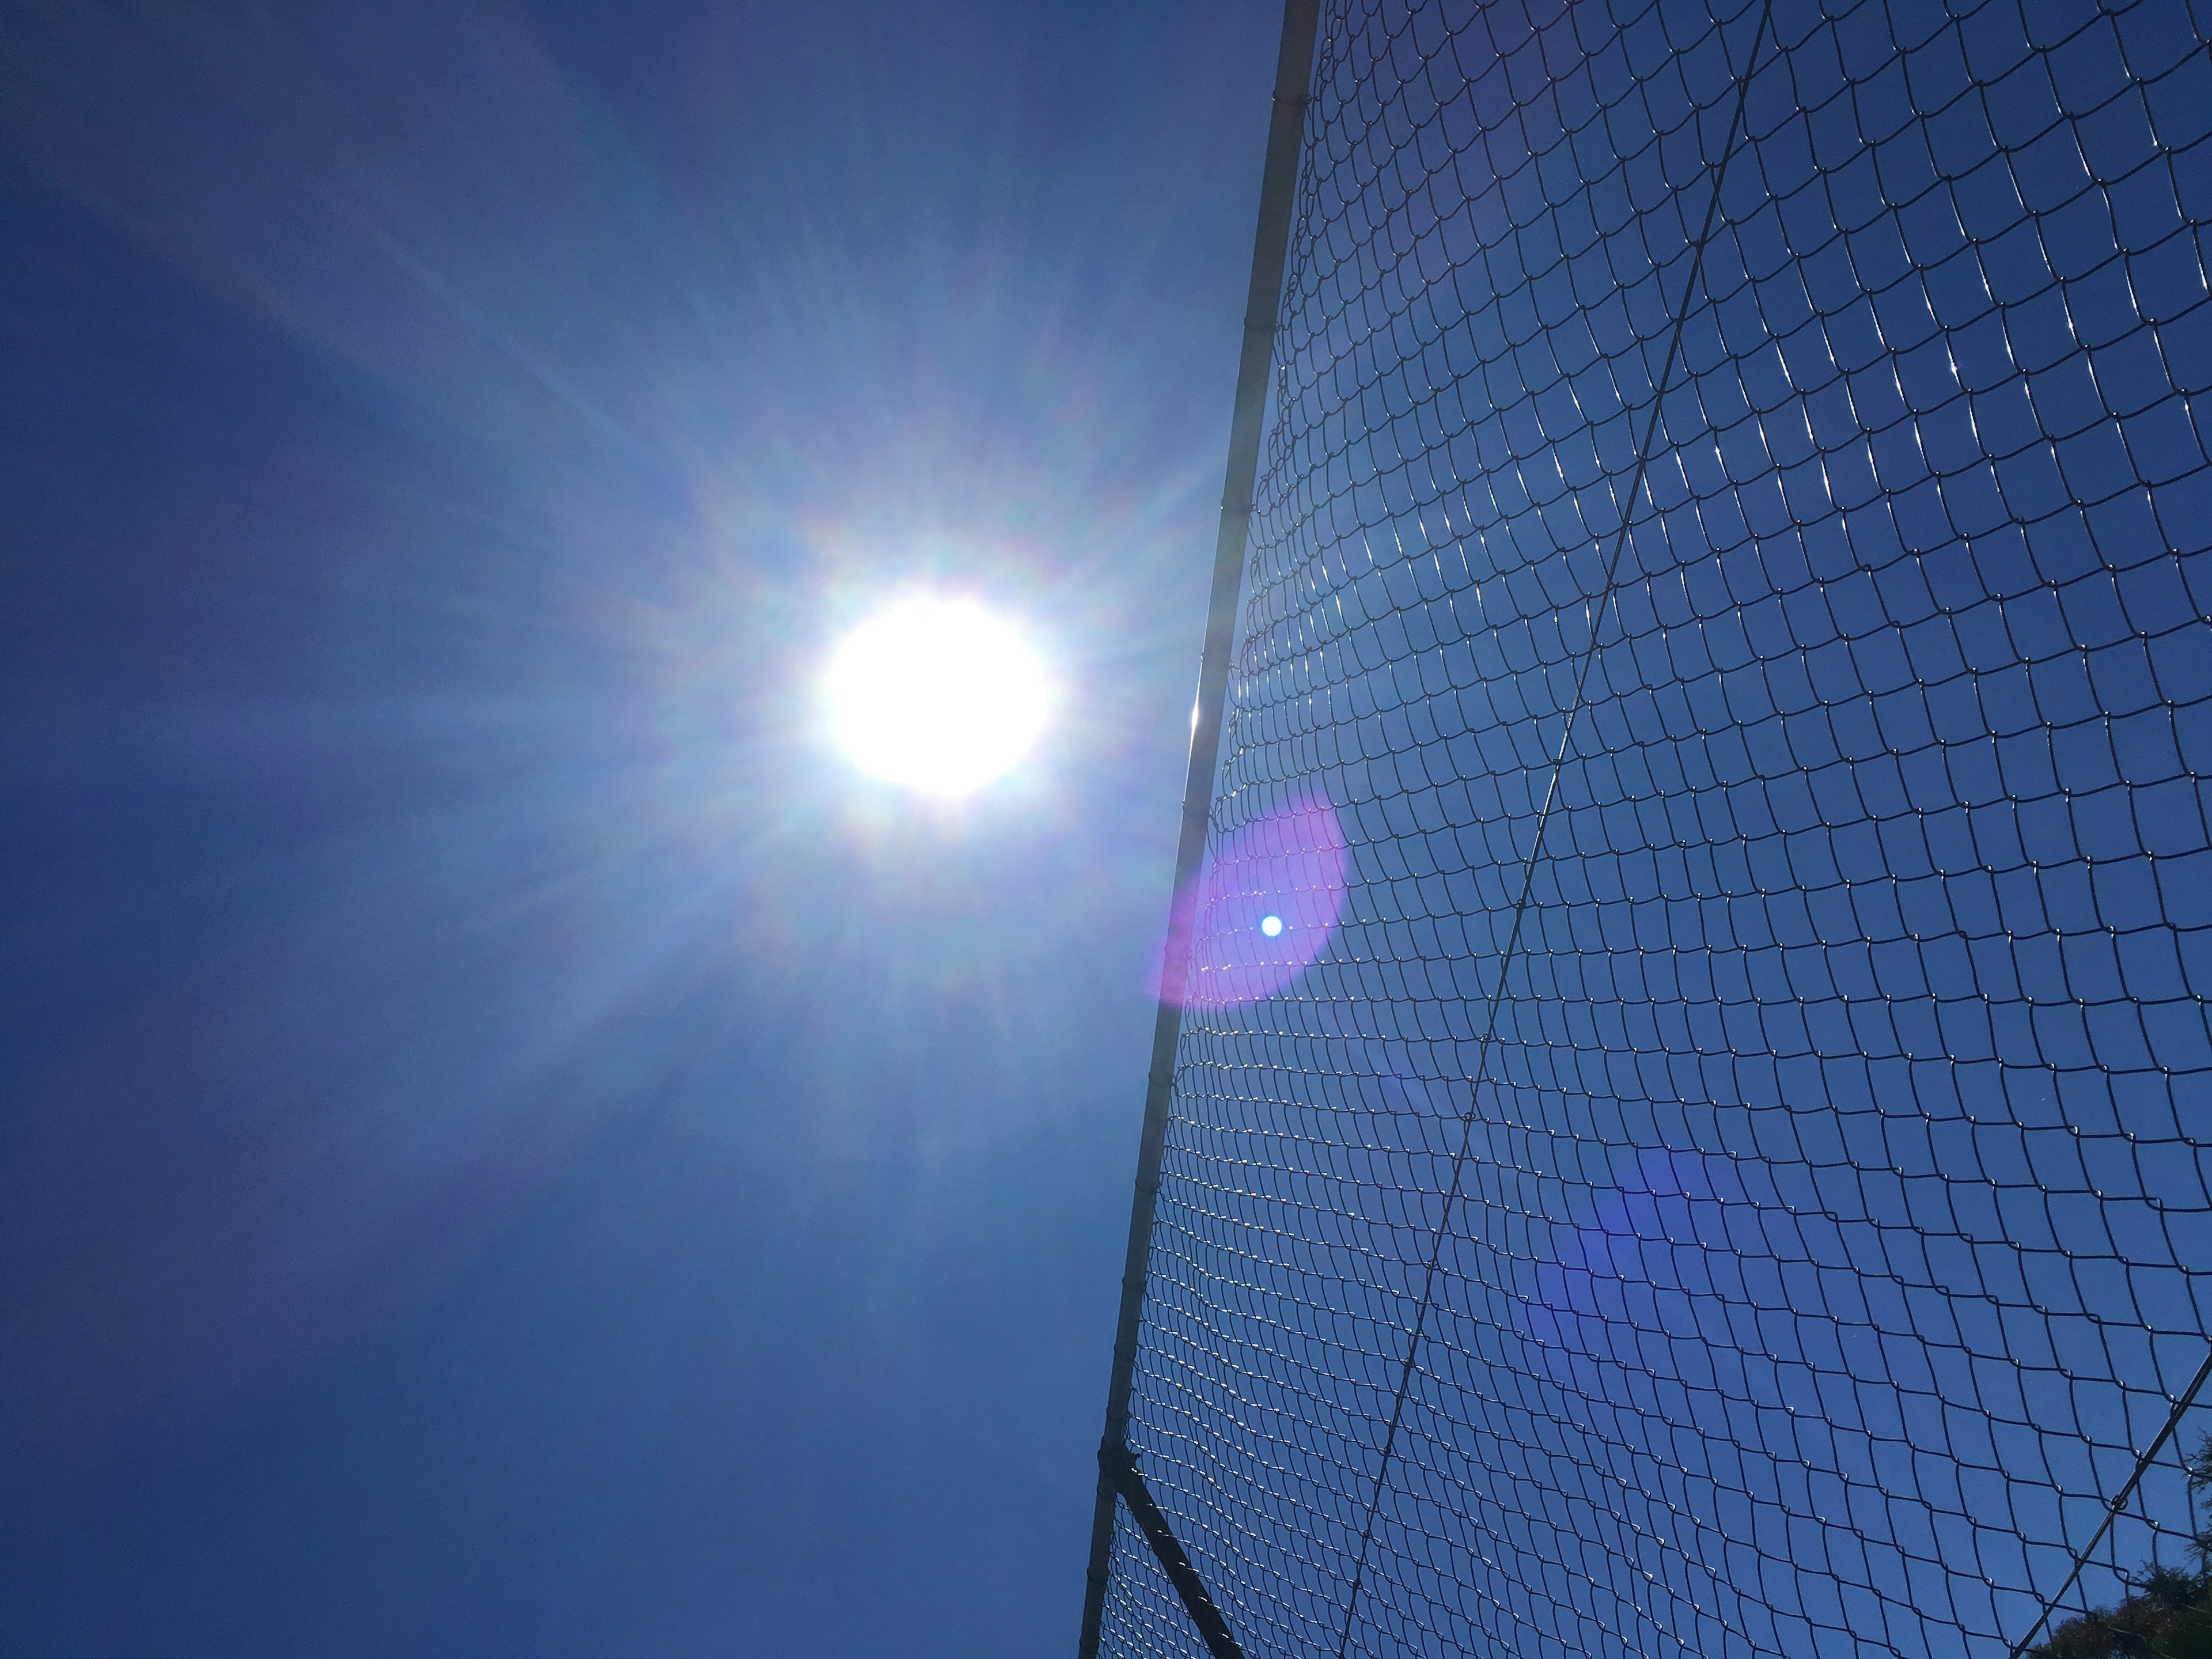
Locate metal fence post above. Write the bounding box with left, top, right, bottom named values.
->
left=1075, top=2, right=1321, bottom=1654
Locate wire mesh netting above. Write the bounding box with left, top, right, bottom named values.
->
left=1095, top=2, right=2212, bottom=1657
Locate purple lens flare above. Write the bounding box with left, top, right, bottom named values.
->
left=1163, top=788, right=1350, bottom=1009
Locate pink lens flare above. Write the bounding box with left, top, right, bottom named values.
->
left=1162, top=788, right=1351, bottom=1009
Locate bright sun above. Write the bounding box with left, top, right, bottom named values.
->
left=827, top=599, right=1050, bottom=797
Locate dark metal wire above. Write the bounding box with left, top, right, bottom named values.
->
left=1328, top=7, right=1775, bottom=1652
left=1093, top=1, right=2212, bottom=1655
left=2003, top=1344, right=2212, bottom=1659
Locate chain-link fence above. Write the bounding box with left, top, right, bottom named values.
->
left=1090, top=2, right=2212, bottom=1655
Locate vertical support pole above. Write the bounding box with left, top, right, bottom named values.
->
left=1076, top=2, right=1321, bottom=1654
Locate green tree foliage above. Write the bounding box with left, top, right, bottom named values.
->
left=2028, top=1440, right=2212, bottom=1659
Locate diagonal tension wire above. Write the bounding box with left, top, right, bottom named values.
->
left=2002, top=1343, right=2212, bottom=1659
left=1328, top=7, right=1776, bottom=1653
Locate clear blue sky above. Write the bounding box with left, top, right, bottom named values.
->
left=0, top=3, right=1282, bottom=1653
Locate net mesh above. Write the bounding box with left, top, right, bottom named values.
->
left=1096, top=1, right=2212, bottom=1656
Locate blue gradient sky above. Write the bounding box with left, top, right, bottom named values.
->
left=0, top=3, right=1281, bottom=1652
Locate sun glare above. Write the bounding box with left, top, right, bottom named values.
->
left=827, top=599, right=1049, bottom=797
